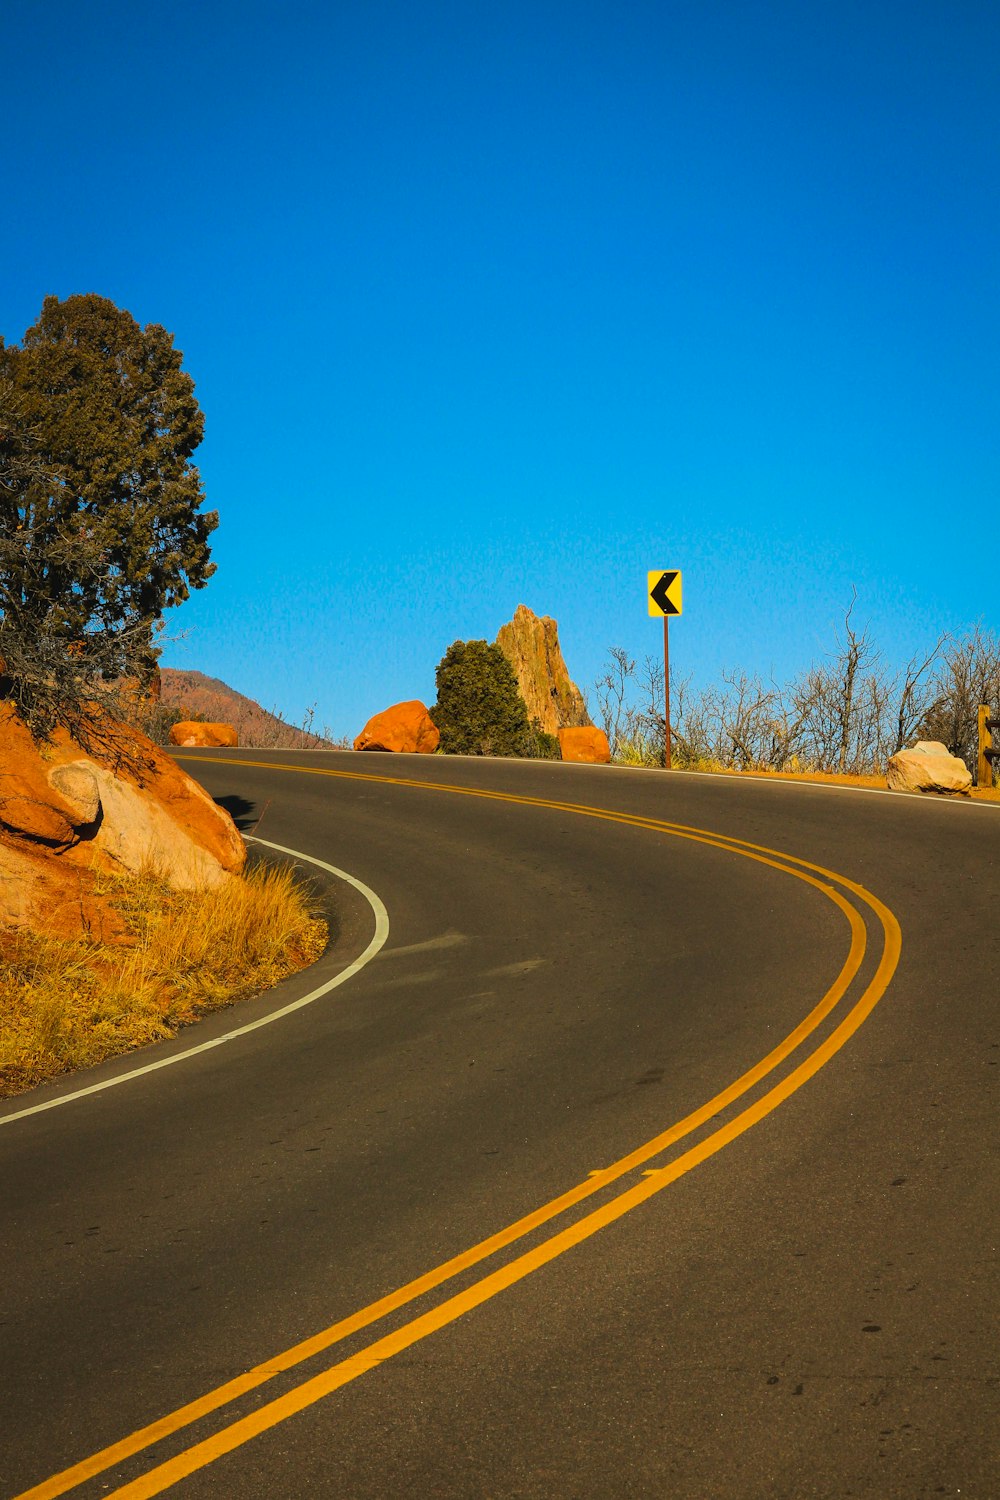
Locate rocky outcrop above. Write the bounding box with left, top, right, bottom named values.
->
left=495, top=605, right=591, bottom=735
left=886, top=740, right=972, bottom=796
left=558, top=726, right=612, bottom=764
left=169, top=721, right=239, bottom=748
left=354, top=701, right=440, bottom=754
left=0, top=705, right=246, bottom=939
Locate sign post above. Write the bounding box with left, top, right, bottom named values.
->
left=979, top=704, right=1000, bottom=788
left=663, top=613, right=672, bottom=769
left=647, top=570, right=682, bottom=769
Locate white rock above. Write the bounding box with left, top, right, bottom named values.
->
left=85, top=764, right=232, bottom=888
left=886, top=741, right=972, bottom=796
left=47, top=761, right=102, bottom=825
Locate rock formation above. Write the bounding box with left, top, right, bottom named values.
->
left=557, top=726, right=612, bottom=764
left=169, top=721, right=239, bottom=748
left=494, top=605, right=591, bottom=736
left=0, top=705, right=246, bottom=939
left=354, top=701, right=440, bottom=754
left=886, top=740, right=972, bottom=796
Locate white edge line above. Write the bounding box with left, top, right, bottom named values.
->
left=0, top=837, right=389, bottom=1128
left=672, top=765, right=1000, bottom=808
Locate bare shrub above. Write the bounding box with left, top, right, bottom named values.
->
left=788, top=593, right=889, bottom=774
left=919, top=626, right=1000, bottom=774
left=595, top=592, right=952, bottom=778
left=714, top=669, right=800, bottom=771
left=593, top=648, right=667, bottom=765
left=593, top=646, right=636, bottom=753
left=890, top=643, right=947, bottom=756
left=245, top=704, right=342, bottom=750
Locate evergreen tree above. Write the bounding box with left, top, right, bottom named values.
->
left=0, top=294, right=216, bottom=734
left=431, top=639, right=541, bottom=756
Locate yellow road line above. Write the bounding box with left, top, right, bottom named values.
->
left=172, top=755, right=901, bottom=902
left=104, top=888, right=898, bottom=1500
left=15, top=761, right=899, bottom=1500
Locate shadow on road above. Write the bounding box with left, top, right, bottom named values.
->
left=213, top=793, right=257, bottom=832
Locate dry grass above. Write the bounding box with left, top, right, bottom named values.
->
left=0, top=861, right=328, bottom=1098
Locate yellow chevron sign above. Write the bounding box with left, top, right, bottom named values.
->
left=648, top=570, right=682, bottom=617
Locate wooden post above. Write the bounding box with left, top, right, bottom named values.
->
left=663, top=615, right=672, bottom=770
left=978, top=704, right=992, bottom=789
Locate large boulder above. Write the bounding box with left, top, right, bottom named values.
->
left=495, top=605, right=591, bottom=735
left=169, top=720, right=238, bottom=748
left=53, top=760, right=242, bottom=888
left=886, top=740, right=972, bottom=796
left=354, top=701, right=440, bottom=754
left=0, top=705, right=246, bottom=939
left=558, top=726, right=612, bottom=764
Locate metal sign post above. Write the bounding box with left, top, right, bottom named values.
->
left=648, top=570, right=682, bottom=770
left=978, top=704, right=999, bottom=788
left=663, top=614, right=672, bottom=769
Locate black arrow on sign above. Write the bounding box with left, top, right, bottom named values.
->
left=650, top=570, right=680, bottom=615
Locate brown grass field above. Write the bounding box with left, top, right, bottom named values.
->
left=0, top=862, right=328, bottom=1098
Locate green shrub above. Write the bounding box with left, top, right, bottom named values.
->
left=526, top=719, right=561, bottom=759
left=431, top=640, right=557, bottom=757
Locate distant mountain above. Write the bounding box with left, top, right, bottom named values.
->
left=159, top=670, right=339, bottom=749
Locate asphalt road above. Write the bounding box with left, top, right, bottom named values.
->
left=1, top=751, right=997, bottom=1499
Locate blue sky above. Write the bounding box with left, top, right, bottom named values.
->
left=5, top=0, right=998, bottom=737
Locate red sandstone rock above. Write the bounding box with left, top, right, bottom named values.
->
left=354, top=701, right=440, bottom=754
left=0, top=774, right=79, bottom=849
left=0, top=836, right=128, bottom=943
left=0, top=705, right=246, bottom=939
left=557, top=726, right=611, bottom=764
left=168, top=721, right=239, bottom=748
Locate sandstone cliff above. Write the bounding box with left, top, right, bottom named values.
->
left=495, top=605, right=591, bottom=735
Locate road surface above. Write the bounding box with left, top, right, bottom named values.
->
left=2, top=751, right=997, bottom=1498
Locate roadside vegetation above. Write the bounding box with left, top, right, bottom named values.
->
left=0, top=292, right=332, bottom=1099
left=431, top=638, right=560, bottom=757
left=0, top=860, right=327, bottom=1098
left=1, top=294, right=215, bottom=740
left=594, top=598, right=1000, bottom=787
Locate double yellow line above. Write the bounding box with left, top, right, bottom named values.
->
left=18, top=760, right=901, bottom=1500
